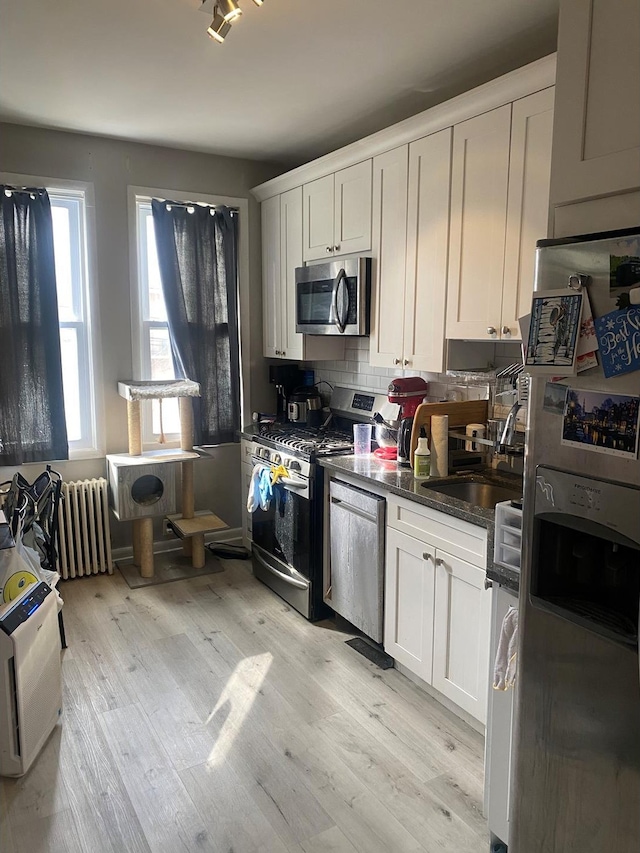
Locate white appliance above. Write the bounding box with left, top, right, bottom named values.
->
left=485, top=500, right=522, bottom=850
left=0, top=582, right=62, bottom=777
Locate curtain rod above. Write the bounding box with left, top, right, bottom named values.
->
left=153, top=198, right=239, bottom=215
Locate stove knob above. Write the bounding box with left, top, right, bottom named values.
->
left=258, top=447, right=269, bottom=459
left=288, top=460, right=301, bottom=471
left=272, top=453, right=281, bottom=464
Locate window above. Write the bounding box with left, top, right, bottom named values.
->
left=49, top=188, right=99, bottom=455
left=135, top=200, right=180, bottom=440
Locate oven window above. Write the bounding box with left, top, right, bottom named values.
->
left=251, top=485, right=312, bottom=578
left=297, top=277, right=357, bottom=326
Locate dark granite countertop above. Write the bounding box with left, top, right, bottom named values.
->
left=240, top=426, right=520, bottom=593
left=319, top=455, right=521, bottom=593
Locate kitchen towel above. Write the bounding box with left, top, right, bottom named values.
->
left=247, top=464, right=272, bottom=512
left=493, top=606, right=519, bottom=690
left=430, top=415, right=449, bottom=477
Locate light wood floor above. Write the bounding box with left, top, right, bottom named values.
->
left=0, top=559, right=488, bottom=853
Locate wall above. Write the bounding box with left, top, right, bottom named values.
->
left=0, top=122, right=283, bottom=546
left=305, top=338, right=523, bottom=405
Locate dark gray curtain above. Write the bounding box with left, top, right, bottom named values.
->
left=151, top=200, right=240, bottom=445
left=0, top=187, right=68, bottom=465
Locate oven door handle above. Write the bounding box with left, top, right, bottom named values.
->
left=331, top=268, right=348, bottom=334
left=279, top=477, right=306, bottom=488
left=253, top=548, right=310, bottom=590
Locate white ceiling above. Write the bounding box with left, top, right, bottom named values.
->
left=0, top=0, right=559, bottom=167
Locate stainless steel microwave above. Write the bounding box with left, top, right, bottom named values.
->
left=295, top=257, right=371, bottom=335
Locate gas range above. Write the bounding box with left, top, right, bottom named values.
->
left=255, top=423, right=354, bottom=461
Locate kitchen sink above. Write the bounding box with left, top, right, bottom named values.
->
left=421, top=477, right=522, bottom=509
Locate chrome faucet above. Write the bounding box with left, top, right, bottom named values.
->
left=499, top=401, right=522, bottom=451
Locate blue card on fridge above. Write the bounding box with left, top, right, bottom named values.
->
left=594, top=307, right=640, bottom=378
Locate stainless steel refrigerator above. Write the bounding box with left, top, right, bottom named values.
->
left=512, top=227, right=640, bottom=852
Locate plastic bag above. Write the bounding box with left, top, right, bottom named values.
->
left=0, top=541, right=62, bottom=610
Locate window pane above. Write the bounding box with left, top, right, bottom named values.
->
left=149, top=326, right=175, bottom=380
left=51, top=205, right=75, bottom=320
left=149, top=325, right=180, bottom=435
left=59, top=327, right=81, bottom=441
left=145, top=214, right=167, bottom=322
left=152, top=398, right=180, bottom=437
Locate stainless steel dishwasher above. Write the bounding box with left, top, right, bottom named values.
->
left=328, top=479, right=385, bottom=643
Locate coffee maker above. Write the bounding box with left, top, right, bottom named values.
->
left=387, top=377, right=429, bottom=466
left=269, top=364, right=303, bottom=422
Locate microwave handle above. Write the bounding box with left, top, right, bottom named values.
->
left=331, top=268, right=348, bottom=334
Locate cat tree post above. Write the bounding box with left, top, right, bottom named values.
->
left=111, top=379, right=228, bottom=581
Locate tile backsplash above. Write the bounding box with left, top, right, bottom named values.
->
left=305, top=337, right=522, bottom=405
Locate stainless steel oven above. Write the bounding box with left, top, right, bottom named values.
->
left=295, top=257, right=371, bottom=335
left=250, top=443, right=329, bottom=620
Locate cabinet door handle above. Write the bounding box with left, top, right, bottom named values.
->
left=275, top=349, right=281, bottom=355
left=484, top=578, right=493, bottom=590
left=333, top=244, right=340, bottom=252
left=501, top=326, right=511, bottom=338
left=403, top=359, right=410, bottom=366
left=487, top=326, right=497, bottom=337
left=423, top=552, right=433, bottom=561
left=326, top=246, right=333, bottom=253
left=394, top=358, right=402, bottom=365
left=435, top=557, right=445, bottom=567
left=281, top=351, right=286, bottom=357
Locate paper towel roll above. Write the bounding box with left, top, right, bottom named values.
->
left=430, top=415, right=449, bottom=477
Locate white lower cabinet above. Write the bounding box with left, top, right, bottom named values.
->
left=432, top=550, right=492, bottom=724
left=384, top=494, right=492, bottom=725
left=384, top=527, right=435, bottom=684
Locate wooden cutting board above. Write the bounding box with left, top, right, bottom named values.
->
left=409, top=400, right=489, bottom=467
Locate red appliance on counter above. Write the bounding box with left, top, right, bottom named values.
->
left=387, top=377, right=429, bottom=466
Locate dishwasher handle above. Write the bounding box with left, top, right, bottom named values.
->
left=330, top=495, right=379, bottom=524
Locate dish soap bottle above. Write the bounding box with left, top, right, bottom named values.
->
left=413, top=436, right=431, bottom=481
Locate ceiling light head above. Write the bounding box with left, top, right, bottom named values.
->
left=218, top=0, right=243, bottom=22
left=207, top=8, right=231, bottom=42
left=252, top=0, right=264, bottom=5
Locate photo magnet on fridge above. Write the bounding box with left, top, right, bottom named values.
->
left=525, top=289, right=583, bottom=375
left=561, top=388, right=640, bottom=460
left=594, top=307, right=640, bottom=378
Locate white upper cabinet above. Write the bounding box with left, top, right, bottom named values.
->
left=262, top=188, right=344, bottom=361
left=370, top=131, right=452, bottom=371
left=447, top=91, right=554, bottom=342
left=550, top=0, right=640, bottom=211
left=261, top=195, right=281, bottom=359
left=279, top=187, right=304, bottom=360
left=369, top=146, right=409, bottom=368
left=303, top=161, right=372, bottom=261
left=403, top=128, right=452, bottom=371
left=501, top=88, right=555, bottom=337
left=446, top=105, right=512, bottom=342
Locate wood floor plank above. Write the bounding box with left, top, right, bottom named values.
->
left=267, top=723, right=424, bottom=853
left=313, top=710, right=487, bottom=852
left=144, top=685, right=218, bottom=773
left=56, top=657, right=151, bottom=853
left=179, top=760, right=295, bottom=853
left=98, top=702, right=214, bottom=852
left=2, top=807, right=86, bottom=853
left=0, top=723, right=69, bottom=824
left=2, top=563, right=489, bottom=853
left=301, top=826, right=361, bottom=853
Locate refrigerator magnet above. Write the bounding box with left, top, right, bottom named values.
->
left=595, top=306, right=640, bottom=378
left=525, top=289, right=583, bottom=375
left=561, top=388, right=640, bottom=459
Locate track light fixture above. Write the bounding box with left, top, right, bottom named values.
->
left=202, top=0, right=264, bottom=44
left=207, top=8, right=231, bottom=42
left=218, top=0, right=242, bottom=22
